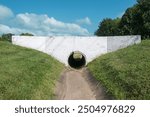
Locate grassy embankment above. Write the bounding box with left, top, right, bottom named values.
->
left=0, top=41, right=64, bottom=99
left=88, top=40, right=150, bottom=99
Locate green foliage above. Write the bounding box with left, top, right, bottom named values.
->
left=119, top=0, right=150, bottom=39
left=0, top=41, right=64, bottom=99
left=20, top=33, right=34, bottom=36
left=88, top=40, right=150, bottom=99
left=95, top=0, right=150, bottom=39
left=137, top=0, right=150, bottom=39
left=0, top=33, right=14, bottom=42
left=95, top=18, right=121, bottom=36
left=119, top=5, right=142, bottom=35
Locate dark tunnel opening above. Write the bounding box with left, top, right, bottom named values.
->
left=68, top=51, right=86, bottom=69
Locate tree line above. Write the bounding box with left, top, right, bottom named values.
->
left=95, top=0, right=150, bottom=39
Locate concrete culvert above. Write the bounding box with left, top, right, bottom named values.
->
left=68, top=51, right=86, bottom=69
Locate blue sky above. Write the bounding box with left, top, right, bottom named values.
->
left=0, top=0, right=136, bottom=36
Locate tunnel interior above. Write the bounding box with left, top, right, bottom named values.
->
left=68, top=51, right=86, bottom=69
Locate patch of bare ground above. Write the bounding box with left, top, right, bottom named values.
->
left=55, top=67, right=111, bottom=100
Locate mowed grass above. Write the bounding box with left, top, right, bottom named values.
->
left=88, top=40, right=150, bottom=99
left=0, top=41, right=64, bottom=99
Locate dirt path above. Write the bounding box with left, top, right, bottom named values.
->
left=55, top=67, right=110, bottom=100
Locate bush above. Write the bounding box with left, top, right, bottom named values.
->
left=0, top=33, right=13, bottom=42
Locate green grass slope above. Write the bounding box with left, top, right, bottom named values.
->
left=88, top=40, right=150, bottom=99
left=0, top=41, right=64, bottom=99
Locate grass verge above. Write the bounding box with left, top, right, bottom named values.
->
left=0, top=41, right=64, bottom=99
left=88, top=40, right=150, bottom=99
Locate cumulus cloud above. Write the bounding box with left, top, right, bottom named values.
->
left=0, top=5, right=13, bottom=20
left=76, top=17, right=92, bottom=25
left=0, top=24, right=28, bottom=34
left=0, top=5, right=90, bottom=36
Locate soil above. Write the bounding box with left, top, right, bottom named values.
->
left=55, top=67, right=111, bottom=100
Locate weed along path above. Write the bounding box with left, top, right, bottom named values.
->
left=55, top=67, right=110, bottom=100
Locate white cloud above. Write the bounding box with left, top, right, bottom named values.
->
left=0, top=5, right=14, bottom=20
left=76, top=17, right=92, bottom=25
left=0, top=5, right=90, bottom=36
left=0, top=24, right=29, bottom=34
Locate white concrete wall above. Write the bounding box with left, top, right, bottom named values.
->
left=12, top=35, right=141, bottom=66
left=42, top=36, right=107, bottom=65
left=107, top=35, right=141, bottom=52
left=12, top=36, right=47, bottom=52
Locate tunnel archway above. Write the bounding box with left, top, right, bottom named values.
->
left=68, top=51, right=86, bottom=69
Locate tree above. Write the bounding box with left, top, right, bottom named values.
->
left=137, top=0, right=150, bottom=38
left=119, top=0, right=150, bottom=39
left=20, top=33, right=34, bottom=36
left=119, top=5, right=142, bottom=36
left=95, top=18, right=121, bottom=36
left=1, top=33, right=14, bottom=42
left=95, top=0, right=150, bottom=39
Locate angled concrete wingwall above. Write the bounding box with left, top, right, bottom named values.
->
left=12, top=35, right=141, bottom=66
left=107, top=36, right=141, bottom=52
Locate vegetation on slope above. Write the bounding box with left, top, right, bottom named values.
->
left=88, top=40, right=150, bottom=99
left=0, top=41, right=64, bottom=99
left=95, top=0, right=150, bottom=39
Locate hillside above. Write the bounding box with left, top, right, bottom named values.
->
left=88, top=40, right=150, bottom=99
left=0, top=41, right=64, bottom=99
